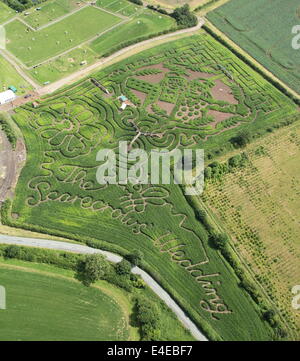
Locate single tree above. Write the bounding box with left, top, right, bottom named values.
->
left=76, top=254, right=111, bottom=286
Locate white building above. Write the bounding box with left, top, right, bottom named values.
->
left=0, top=90, right=16, bottom=105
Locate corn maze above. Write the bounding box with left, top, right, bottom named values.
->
left=9, top=34, right=299, bottom=340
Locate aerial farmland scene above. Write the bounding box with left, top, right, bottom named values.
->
left=0, top=0, right=299, bottom=347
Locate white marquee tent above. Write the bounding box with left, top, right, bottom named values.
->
left=0, top=90, right=16, bottom=105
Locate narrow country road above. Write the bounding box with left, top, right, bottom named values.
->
left=0, top=234, right=208, bottom=341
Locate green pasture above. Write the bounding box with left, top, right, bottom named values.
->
left=5, top=6, right=122, bottom=67
left=28, top=46, right=98, bottom=84
left=0, top=256, right=195, bottom=341
left=9, top=33, right=297, bottom=340
left=97, top=0, right=139, bottom=16
left=0, top=263, right=129, bottom=340
left=20, top=0, right=80, bottom=29
left=207, top=0, right=300, bottom=94
left=91, top=10, right=176, bottom=55
left=26, top=10, right=175, bottom=84
left=0, top=54, right=32, bottom=94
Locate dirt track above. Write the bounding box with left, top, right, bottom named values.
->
left=0, top=131, right=26, bottom=202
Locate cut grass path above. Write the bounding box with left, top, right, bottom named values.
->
left=0, top=234, right=208, bottom=341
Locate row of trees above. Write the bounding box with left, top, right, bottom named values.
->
left=73, top=252, right=164, bottom=340
left=2, top=0, right=46, bottom=12
left=204, top=152, right=249, bottom=180
left=75, top=250, right=144, bottom=289
left=147, top=4, right=198, bottom=28
left=135, top=296, right=161, bottom=340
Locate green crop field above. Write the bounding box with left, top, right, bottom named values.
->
left=0, top=255, right=196, bottom=341
left=8, top=33, right=299, bottom=340
left=207, top=0, right=300, bottom=94
left=0, top=55, right=32, bottom=95
left=5, top=6, right=122, bottom=67
left=0, top=263, right=129, bottom=340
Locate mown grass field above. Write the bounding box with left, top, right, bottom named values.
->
left=0, top=2, right=14, bottom=24
left=3, top=0, right=175, bottom=84
left=201, top=122, right=300, bottom=339
left=28, top=46, right=98, bottom=84
left=0, top=260, right=129, bottom=340
left=90, top=10, right=175, bottom=55
left=207, top=0, right=300, bottom=94
left=7, top=33, right=298, bottom=340
left=0, top=55, right=32, bottom=95
left=20, top=0, right=81, bottom=29
left=28, top=9, right=175, bottom=84
left=5, top=6, right=122, bottom=67
left=97, top=0, right=139, bottom=17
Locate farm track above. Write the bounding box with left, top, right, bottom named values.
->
left=0, top=50, right=39, bottom=89
left=0, top=234, right=208, bottom=342
left=0, top=131, right=14, bottom=202
left=0, top=132, right=26, bottom=203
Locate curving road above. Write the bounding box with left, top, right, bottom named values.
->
left=0, top=234, right=208, bottom=341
